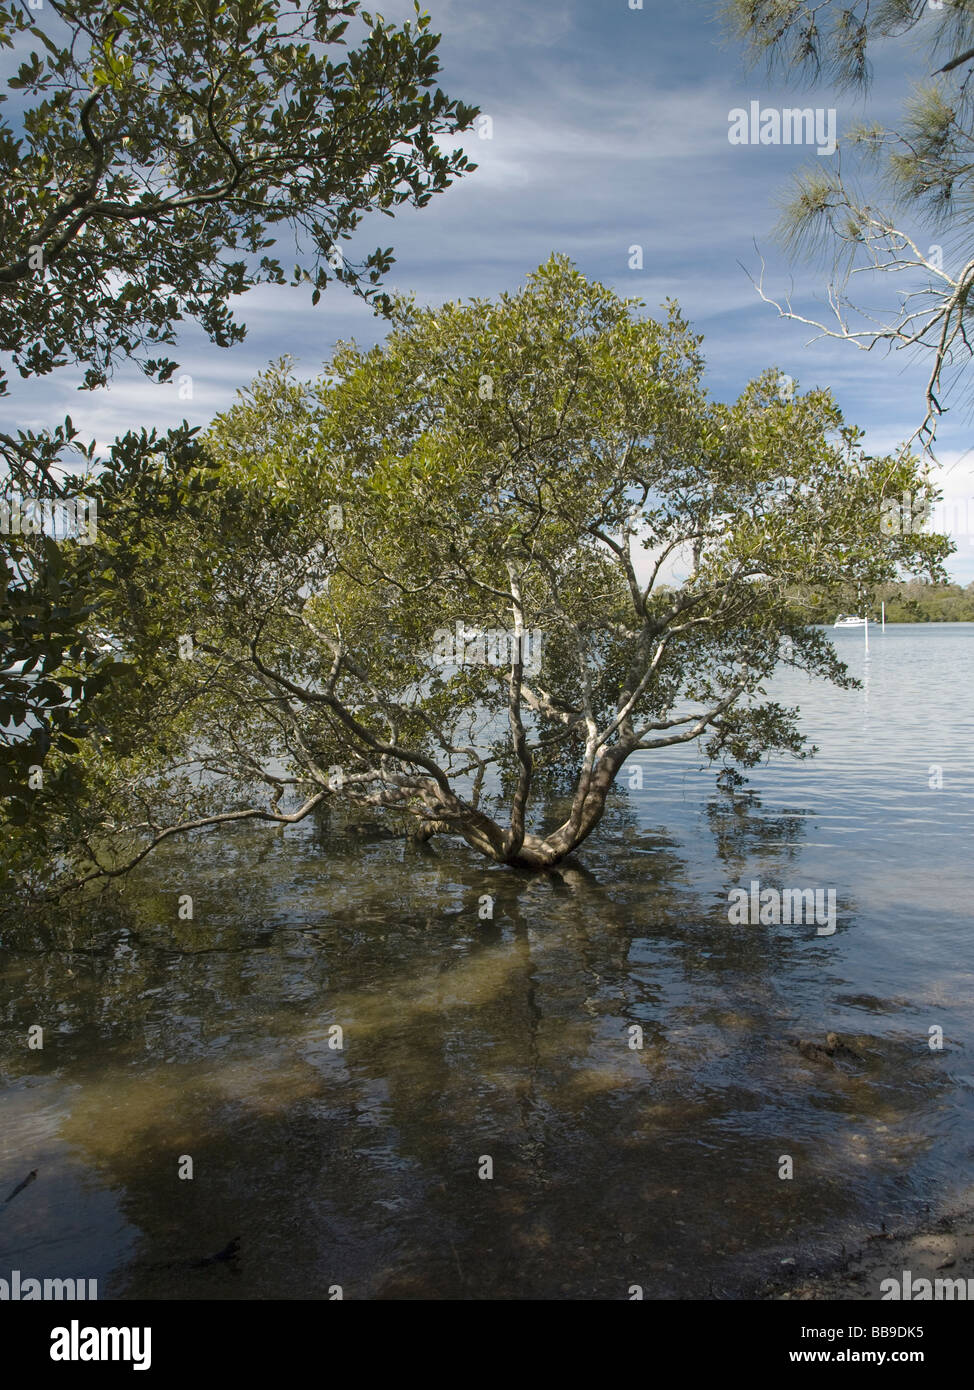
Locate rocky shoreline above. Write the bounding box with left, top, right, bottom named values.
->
left=759, top=1200, right=974, bottom=1301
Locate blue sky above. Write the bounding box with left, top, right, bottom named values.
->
left=5, top=0, right=973, bottom=579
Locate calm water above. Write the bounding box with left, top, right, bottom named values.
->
left=1, top=624, right=972, bottom=1299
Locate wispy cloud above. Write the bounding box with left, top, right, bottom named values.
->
left=3, top=0, right=969, bottom=575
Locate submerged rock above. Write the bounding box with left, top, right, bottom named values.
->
left=345, top=821, right=396, bottom=839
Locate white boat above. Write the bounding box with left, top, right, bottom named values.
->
left=833, top=614, right=867, bottom=628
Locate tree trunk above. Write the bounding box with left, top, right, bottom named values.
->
left=493, top=743, right=631, bottom=870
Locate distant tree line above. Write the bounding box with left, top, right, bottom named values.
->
left=876, top=580, right=974, bottom=624
left=801, top=580, right=974, bottom=624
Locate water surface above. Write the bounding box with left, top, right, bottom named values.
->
left=1, top=624, right=972, bottom=1299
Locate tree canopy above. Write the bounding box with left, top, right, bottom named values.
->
left=724, top=0, right=974, bottom=444
left=0, top=0, right=477, bottom=829
left=9, top=255, right=950, bottom=896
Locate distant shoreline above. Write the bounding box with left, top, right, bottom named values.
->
left=829, top=618, right=974, bottom=625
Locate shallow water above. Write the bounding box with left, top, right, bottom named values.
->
left=1, top=624, right=972, bottom=1299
